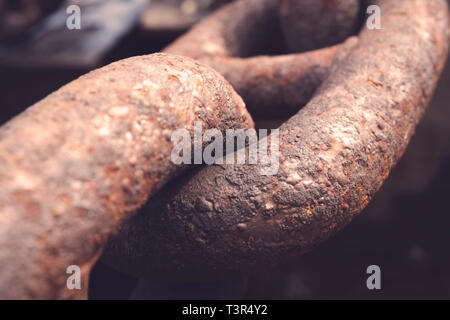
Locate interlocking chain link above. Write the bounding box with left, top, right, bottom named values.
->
left=0, top=0, right=448, bottom=298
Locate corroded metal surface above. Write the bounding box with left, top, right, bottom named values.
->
left=165, top=0, right=359, bottom=118
left=103, top=0, right=450, bottom=281
left=191, top=46, right=340, bottom=118
left=0, top=0, right=448, bottom=299
left=0, top=54, right=252, bottom=299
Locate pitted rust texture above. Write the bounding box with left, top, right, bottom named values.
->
left=0, top=53, right=253, bottom=299
left=165, top=0, right=360, bottom=118
left=104, top=0, right=450, bottom=281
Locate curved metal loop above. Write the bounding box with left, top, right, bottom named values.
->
left=164, top=0, right=360, bottom=118
left=0, top=0, right=447, bottom=299
left=104, top=0, right=450, bottom=281
left=0, top=54, right=253, bottom=299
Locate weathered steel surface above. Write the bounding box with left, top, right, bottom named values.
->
left=103, top=0, right=450, bottom=281
left=165, top=0, right=359, bottom=118
left=0, top=0, right=448, bottom=299
left=0, top=53, right=252, bottom=299
left=193, top=46, right=340, bottom=118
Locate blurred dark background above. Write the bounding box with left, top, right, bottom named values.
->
left=0, top=0, right=449, bottom=299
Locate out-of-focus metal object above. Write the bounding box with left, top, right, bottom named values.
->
left=140, top=0, right=232, bottom=32
left=0, top=0, right=147, bottom=68
left=0, top=0, right=63, bottom=43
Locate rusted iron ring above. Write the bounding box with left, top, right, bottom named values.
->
left=103, top=0, right=450, bottom=282
left=0, top=0, right=448, bottom=298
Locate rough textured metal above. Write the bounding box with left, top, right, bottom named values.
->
left=103, top=0, right=450, bottom=282
left=192, top=46, right=340, bottom=119
left=0, top=53, right=253, bottom=299
left=0, top=0, right=448, bottom=299
left=165, top=0, right=358, bottom=118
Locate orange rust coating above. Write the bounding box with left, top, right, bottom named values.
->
left=0, top=54, right=253, bottom=299
left=164, top=0, right=360, bottom=118
left=103, top=0, right=450, bottom=282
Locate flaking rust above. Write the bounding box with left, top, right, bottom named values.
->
left=0, top=0, right=448, bottom=298
left=104, top=0, right=450, bottom=282
left=0, top=54, right=253, bottom=299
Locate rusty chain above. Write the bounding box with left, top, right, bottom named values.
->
left=0, top=0, right=448, bottom=299
left=103, top=0, right=450, bottom=282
